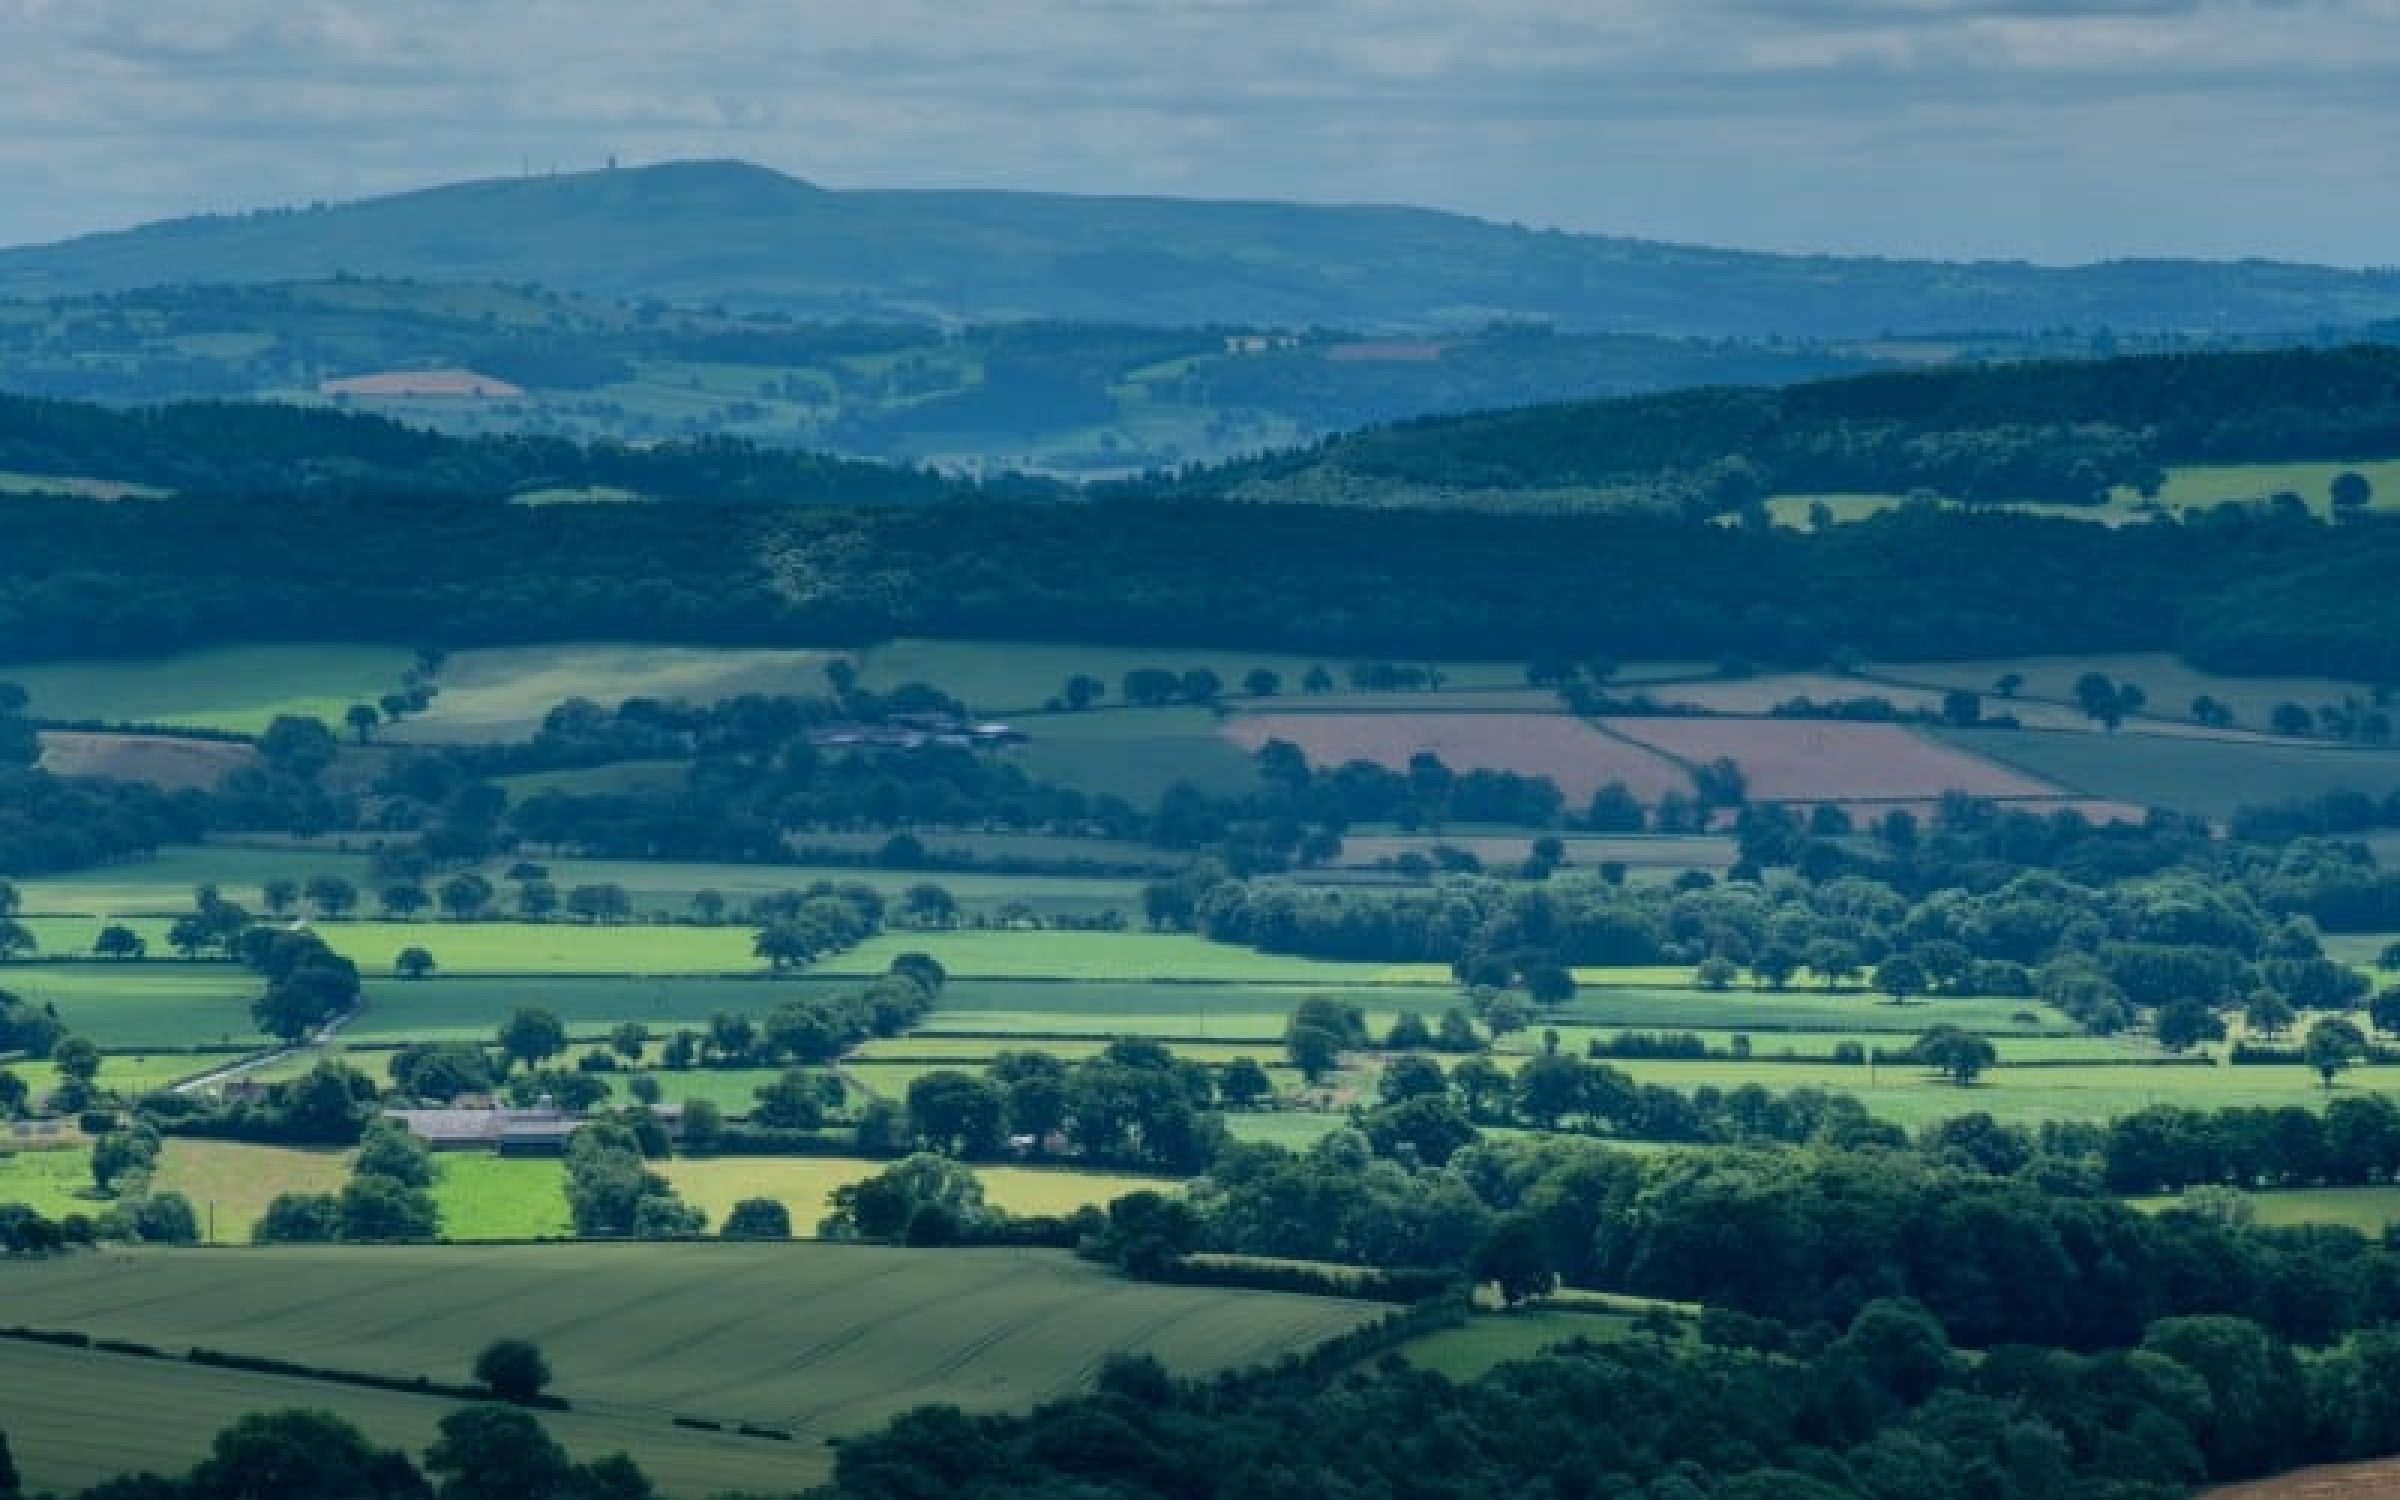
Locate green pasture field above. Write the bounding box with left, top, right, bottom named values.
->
left=1930, top=726, right=2400, bottom=820
left=1601, top=1057, right=2400, bottom=1130
left=2129, top=1185, right=2400, bottom=1235
left=1392, top=1309, right=1644, bottom=1381
left=850, top=1036, right=1286, bottom=1069
left=0, top=1141, right=94, bottom=1219
left=385, top=642, right=836, bottom=744
left=0, top=468, right=170, bottom=500
left=1004, top=705, right=1261, bottom=802
left=661, top=1156, right=1172, bottom=1228
left=1881, top=652, right=2379, bottom=737
left=493, top=759, right=689, bottom=797
left=0, top=963, right=266, bottom=1049
left=500, top=855, right=1146, bottom=921
left=14, top=1051, right=221, bottom=1102
left=0, top=1242, right=1382, bottom=1489
left=850, top=638, right=1526, bottom=715
left=0, top=1334, right=825, bottom=1499
left=8, top=844, right=377, bottom=916
left=916, top=978, right=1463, bottom=1040
left=828, top=930, right=1429, bottom=983
left=0, top=645, right=414, bottom=734
left=430, top=1154, right=573, bottom=1239
left=1515, top=1026, right=2156, bottom=1065
left=337, top=974, right=851, bottom=1042
left=311, top=920, right=762, bottom=975
left=2128, top=459, right=2400, bottom=518
left=1540, top=987, right=2075, bottom=1035
left=1223, top=1111, right=1351, bottom=1149
left=792, top=829, right=1177, bottom=869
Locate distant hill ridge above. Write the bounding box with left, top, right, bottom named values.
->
left=5, top=159, right=2399, bottom=338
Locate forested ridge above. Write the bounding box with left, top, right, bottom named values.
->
left=1202, top=343, right=2400, bottom=508
left=11, top=489, right=2400, bottom=678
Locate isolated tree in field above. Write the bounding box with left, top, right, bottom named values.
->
left=497, top=1007, right=567, bottom=1073
left=260, top=877, right=299, bottom=916
left=258, top=715, right=340, bottom=781
left=1179, top=667, right=1223, bottom=704
left=753, top=922, right=814, bottom=971
left=1122, top=667, right=1180, bottom=706
left=473, top=1338, right=553, bottom=1404
left=1804, top=938, right=1862, bottom=990
left=688, top=888, right=727, bottom=924
left=379, top=882, right=429, bottom=919
left=438, top=873, right=494, bottom=920
left=90, top=1123, right=160, bottom=1193
left=1243, top=667, right=1281, bottom=697
left=1286, top=1025, right=1343, bottom=1084
left=2273, top=701, right=2316, bottom=737
left=2155, top=999, right=2227, bottom=1053
left=2371, top=987, right=2400, bottom=1036
left=1914, top=1025, right=1995, bottom=1086
left=2332, top=471, right=2374, bottom=512
left=609, top=1020, right=649, bottom=1063
left=516, top=878, right=560, bottom=919
left=91, top=924, right=145, bottom=960
left=394, top=946, right=436, bottom=980
left=2307, top=1017, right=2370, bottom=1089
left=1993, top=672, right=2024, bottom=699
left=304, top=874, right=359, bottom=919
left=1061, top=673, right=1106, bottom=710
left=50, top=1034, right=100, bottom=1089
left=901, top=882, right=959, bottom=928
left=721, top=1197, right=793, bottom=1240
left=2242, top=990, right=2296, bottom=1040
left=2073, top=671, right=2144, bottom=731
left=1302, top=664, right=1335, bottom=694
left=1875, top=954, right=1929, bottom=1004
left=0, top=920, right=31, bottom=963
left=565, top=882, right=631, bottom=923
left=343, top=703, right=380, bottom=744
left=1218, top=1056, right=1272, bottom=1110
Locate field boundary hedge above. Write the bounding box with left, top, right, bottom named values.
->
left=0, top=1323, right=569, bottom=1409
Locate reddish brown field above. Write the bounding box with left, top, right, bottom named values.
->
left=2206, top=1458, right=2400, bottom=1498
left=1602, top=717, right=2062, bottom=802
left=1223, top=712, right=1688, bottom=802
left=318, top=368, right=524, bottom=398
left=38, top=732, right=255, bottom=791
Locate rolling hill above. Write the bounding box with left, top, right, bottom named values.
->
left=5, top=160, right=2400, bottom=338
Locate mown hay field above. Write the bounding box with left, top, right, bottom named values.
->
left=0, top=1243, right=1381, bottom=1491
left=0, top=1336, right=825, bottom=1498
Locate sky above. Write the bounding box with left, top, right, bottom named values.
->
left=0, top=0, right=2394, bottom=265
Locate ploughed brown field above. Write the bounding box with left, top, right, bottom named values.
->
left=1602, top=718, right=2062, bottom=803
left=2205, top=1458, right=2400, bottom=1498
left=37, top=732, right=256, bottom=792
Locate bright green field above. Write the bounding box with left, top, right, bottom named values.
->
left=0, top=645, right=414, bottom=734
left=1885, top=651, right=2381, bottom=738
left=337, top=975, right=853, bottom=1042
left=386, top=642, right=835, bottom=744
left=13, top=1050, right=223, bottom=1102
left=1933, top=726, right=2400, bottom=820
left=2129, top=1185, right=2400, bottom=1235
left=0, top=1241, right=1380, bottom=1497
left=0, top=963, right=266, bottom=1049
left=660, top=1155, right=1170, bottom=1229
left=0, top=1139, right=348, bottom=1240
left=8, top=845, right=377, bottom=916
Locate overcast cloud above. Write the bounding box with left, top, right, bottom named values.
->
left=0, top=0, right=2392, bottom=264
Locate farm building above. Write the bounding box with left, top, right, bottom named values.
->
left=388, top=1102, right=679, bottom=1155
